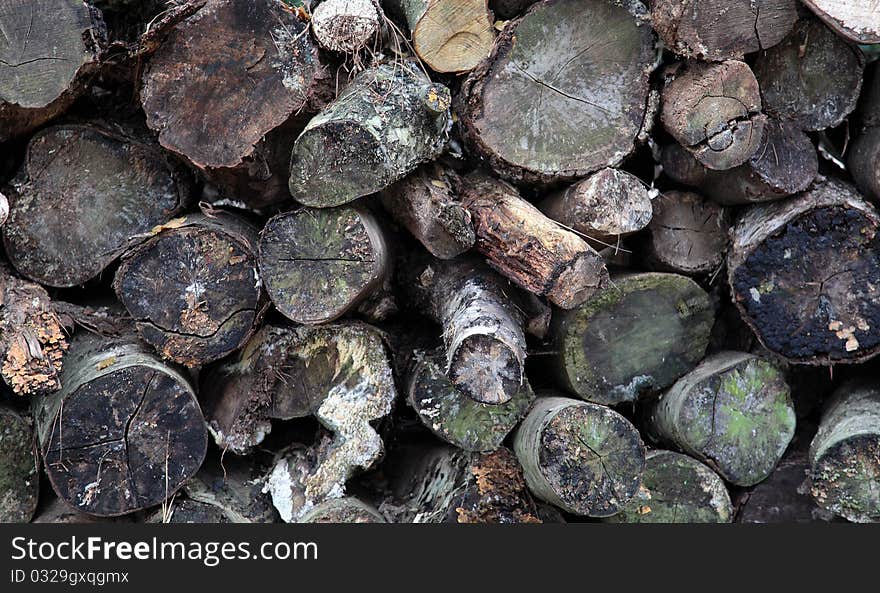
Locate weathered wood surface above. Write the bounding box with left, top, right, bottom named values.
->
left=0, top=403, right=38, bottom=522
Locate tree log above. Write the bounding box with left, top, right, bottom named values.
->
left=288, top=62, right=451, bottom=208
left=311, top=0, right=381, bottom=54
left=538, top=168, right=653, bottom=248
left=513, top=395, right=645, bottom=517
left=809, top=380, right=880, bottom=522
left=490, top=0, right=537, bottom=20
left=300, top=497, right=386, bottom=523
left=661, top=60, right=766, bottom=171
left=408, top=349, right=534, bottom=451
left=114, top=211, right=265, bottom=367
left=0, top=0, right=105, bottom=141
left=646, top=351, right=795, bottom=487
left=32, top=334, right=207, bottom=516
left=456, top=0, right=656, bottom=184
left=141, top=0, right=326, bottom=170
left=176, top=454, right=277, bottom=523
left=385, top=0, right=495, bottom=73
left=460, top=172, right=608, bottom=309
left=849, top=62, right=880, bottom=202
left=800, top=0, right=880, bottom=44
left=3, top=124, right=193, bottom=287
left=649, top=0, right=798, bottom=61
left=0, top=403, right=38, bottom=522
left=258, top=204, right=389, bottom=324
left=644, top=190, right=729, bottom=275
left=753, top=17, right=865, bottom=132
left=603, top=450, right=732, bottom=523
left=728, top=177, right=880, bottom=364
left=551, top=272, right=713, bottom=405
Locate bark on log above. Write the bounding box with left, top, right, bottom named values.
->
left=408, top=349, right=534, bottom=452
left=114, top=211, right=265, bottom=367
left=551, top=272, right=713, bottom=405
left=385, top=0, right=495, bottom=73
left=147, top=498, right=230, bottom=523
left=141, top=0, right=327, bottom=170
left=800, top=0, right=880, bottom=44
left=288, top=62, right=451, bottom=208
left=661, top=60, right=766, bottom=171
left=538, top=168, right=653, bottom=249
left=378, top=164, right=475, bottom=259
left=728, top=178, right=880, bottom=364
left=456, top=0, right=656, bottom=184
left=644, top=190, right=729, bottom=275
left=32, top=334, right=207, bottom=517
left=311, top=0, right=381, bottom=54
left=809, top=380, right=880, bottom=522
left=753, top=17, right=865, bottom=132
left=2, top=124, right=193, bottom=288
left=513, top=395, right=646, bottom=517
left=646, top=351, right=796, bottom=487
left=460, top=172, right=608, bottom=309
left=0, top=403, right=38, bottom=522
left=603, top=450, right=732, bottom=523
left=849, top=62, right=880, bottom=202
left=0, top=0, right=105, bottom=141
left=300, top=497, right=386, bottom=523
left=649, top=0, right=798, bottom=61
left=201, top=321, right=395, bottom=456
left=182, top=454, right=278, bottom=523
left=661, top=119, right=818, bottom=205
left=258, top=204, right=389, bottom=324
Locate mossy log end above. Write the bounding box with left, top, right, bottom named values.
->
left=661, top=60, right=766, bottom=171
left=114, top=211, right=265, bottom=367
left=3, top=124, right=192, bottom=288
left=141, top=0, right=326, bottom=170
left=604, top=450, right=732, bottom=523
left=649, top=0, right=798, bottom=61
left=552, top=272, right=713, bottom=405
left=513, top=396, right=646, bottom=517
left=0, top=0, right=105, bottom=141
left=460, top=172, right=608, bottom=309
left=408, top=350, right=535, bottom=452
left=258, top=205, right=389, bottom=325
left=32, top=334, right=207, bottom=517
left=753, top=17, right=865, bottom=132
left=800, top=0, right=880, bottom=44
left=728, top=178, right=880, bottom=364
left=288, top=63, right=451, bottom=208
left=456, top=0, right=656, bottom=184
left=809, top=381, right=880, bottom=523
left=300, top=497, right=385, bottom=523
left=0, top=404, right=39, bottom=522
left=647, top=351, right=796, bottom=487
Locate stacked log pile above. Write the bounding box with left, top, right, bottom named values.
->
left=0, top=0, right=879, bottom=524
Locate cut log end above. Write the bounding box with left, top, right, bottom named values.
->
left=801, top=0, right=880, bottom=44
left=0, top=405, right=39, bottom=523
left=645, top=190, right=729, bottom=274
left=311, top=0, right=380, bottom=54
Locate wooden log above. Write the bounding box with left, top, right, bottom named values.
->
left=551, top=272, right=713, bottom=405
left=460, top=172, right=608, bottom=309
left=300, top=497, right=386, bottom=523
left=0, top=0, right=105, bottom=141
left=385, top=0, right=495, bottom=73
left=288, top=62, right=451, bottom=208
left=513, top=395, right=645, bottom=517
left=603, top=450, right=732, bottom=523
left=258, top=204, right=389, bottom=325
left=538, top=168, right=653, bottom=248
left=649, top=0, right=798, bottom=60
left=147, top=498, right=230, bottom=523
left=661, top=60, right=766, bottom=171
left=378, top=164, right=474, bottom=259
left=753, top=17, right=865, bottom=132
left=408, top=349, right=535, bottom=452
left=311, top=0, right=381, bottom=54
left=182, top=454, right=277, bottom=523
left=643, top=190, right=729, bottom=275
left=661, top=119, right=818, bottom=205
left=201, top=321, right=395, bottom=456
left=849, top=62, right=880, bottom=202
left=0, top=403, right=38, bottom=522
left=809, top=380, right=880, bottom=522
left=646, top=351, right=796, bottom=487
left=456, top=0, right=656, bottom=184
left=490, top=0, right=537, bottom=20
left=800, top=0, right=880, bottom=44
left=0, top=263, right=69, bottom=396
left=114, top=211, right=265, bottom=367
left=2, top=124, right=193, bottom=288
left=727, top=177, right=880, bottom=364
left=141, top=0, right=327, bottom=170
left=32, top=497, right=128, bottom=524
left=32, top=334, right=207, bottom=517
left=409, top=258, right=526, bottom=404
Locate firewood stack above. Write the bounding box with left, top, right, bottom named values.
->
left=1, top=0, right=879, bottom=524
